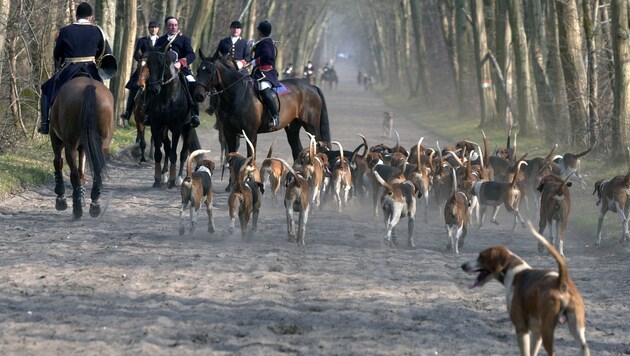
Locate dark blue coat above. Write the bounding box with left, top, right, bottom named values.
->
left=213, top=37, right=251, bottom=61
left=155, top=32, right=195, bottom=76
left=251, top=38, right=280, bottom=88
left=125, top=35, right=156, bottom=89
left=42, top=22, right=112, bottom=103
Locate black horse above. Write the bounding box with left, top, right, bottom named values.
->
left=320, top=68, right=338, bottom=90
left=193, top=52, right=331, bottom=160
left=145, top=50, right=201, bottom=188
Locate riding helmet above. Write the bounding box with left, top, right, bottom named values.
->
left=257, top=21, right=272, bottom=37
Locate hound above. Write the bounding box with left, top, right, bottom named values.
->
left=276, top=158, right=311, bottom=245
left=593, top=168, right=630, bottom=245
left=373, top=170, right=417, bottom=248
left=227, top=157, right=264, bottom=240
left=462, top=223, right=589, bottom=356
left=179, top=149, right=215, bottom=235
left=537, top=173, right=573, bottom=256
left=226, top=130, right=260, bottom=191
left=444, top=167, right=474, bottom=254
left=260, top=139, right=286, bottom=207
left=330, top=141, right=352, bottom=212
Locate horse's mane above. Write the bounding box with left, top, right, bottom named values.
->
left=215, top=57, right=248, bottom=83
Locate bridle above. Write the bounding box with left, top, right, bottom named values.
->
left=147, top=52, right=177, bottom=87
left=197, top=59, right=250, bottom=98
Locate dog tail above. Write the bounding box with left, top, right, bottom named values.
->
left=266, top=138, right=277, bottom=159
left=332, top=141, right=346, bottom=169
left=373, top=170, right=394, bottom=192
left=416, top=137, right=425, bottom=170
left=527, top=222, right=569, bottom=293
left=357, top=134, right=368, bottom=159
left=481, top=130, right=490, bottom=170
left=544, top=143, right=559, bottom=162
left=574, top=145, right=594, bottom=159
left=511, top=160, right=528, bottom=188
left=242, top=129, right=256, bottom=162
left=186, top=149, right=212, bottom=177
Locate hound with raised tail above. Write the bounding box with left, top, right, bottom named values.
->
left=227, top=157, right=264, bottom=240
left=275, top=158, right=311, bottom=245
left=474, top=160, right=528, bottom=231
left=593, top=168, right=630, bottom=245
left=373, top=170, right=417, bottom=248
left=226, top=130, right=260, bottom=191
left=443, top=168, right=473, bottom=254
left=462, top=222, right=589, bottom=356
left=260, top=139, right=285, bottom=207
left=179, top=149, right=216, bottom=235
left=537, top=173, right=573, bottom=256
left=554, top=146, right=593, bottom=189
left=330, top=141, right=352, bottom=212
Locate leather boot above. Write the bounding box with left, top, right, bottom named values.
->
left=261, top=88, right=280, bottom=127
left=38, top=95, right=50, bottom=134
left=187, top=81, right=200, bottom=128
left=121, top=88, right=138, bottom=121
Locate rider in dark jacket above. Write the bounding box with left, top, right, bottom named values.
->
left=248, top=20, right=280, bottom=128
left=120, top=20, right=159, bottom=123
left=39, top=2, right=112, bottom=134
left=150, top=16, right=200, bottom=128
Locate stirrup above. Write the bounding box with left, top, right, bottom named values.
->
left=190, top=115, right=200, bottom=128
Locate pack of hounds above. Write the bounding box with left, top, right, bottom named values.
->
left=175, top=122, right=630, bottom=355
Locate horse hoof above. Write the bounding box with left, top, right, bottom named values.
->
left=179, top=227, right=185, bottom=235
left=89, top=202, right=101, bottom=217
left=208, top=225, right=215, bottom=234
left=55, top=197, right=68, bottom=211
left=73, top=206, right=83, bottom=220
left=168, top=181, right=176, bottom=189
left=152, top=181, right=161, bottom=188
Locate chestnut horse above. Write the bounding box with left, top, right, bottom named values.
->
left=193, top=52, right=331, bottom=160
left=144, top=50, right=201, bottom=188
left=49, top=77, right=114, bottom=219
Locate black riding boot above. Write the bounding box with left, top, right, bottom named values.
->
left=187, top=81, right=200, bottom=128
left=38, top=95, right=50, bottom=134
left=121, top=87, right=138, bottom=121
left=260, top=88, right=280, bottom=127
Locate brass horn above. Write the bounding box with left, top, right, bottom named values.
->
left=97, top=54, right=118, bottom=80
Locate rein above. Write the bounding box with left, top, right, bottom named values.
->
left=198, top=60, right=250, bottom=98
left=147, top=52, right=177, bottom=87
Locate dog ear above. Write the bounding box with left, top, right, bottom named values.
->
left=208, top=160, right=216, bottom=172
left=256, top=181, right=265, bottom=194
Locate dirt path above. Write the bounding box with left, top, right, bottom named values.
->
left=0, top=59, right=628, bottom=355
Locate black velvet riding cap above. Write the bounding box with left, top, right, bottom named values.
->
left=76, top=2, right=93, bottom=18
left=257, top=20, right=272, bottom=37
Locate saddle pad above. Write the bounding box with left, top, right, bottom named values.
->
left=274, top=83, right=292, bottom=96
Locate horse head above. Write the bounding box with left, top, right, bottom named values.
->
left=194, top=48, right=219, bottom=102
left=146, top=49, right=177, bottom=96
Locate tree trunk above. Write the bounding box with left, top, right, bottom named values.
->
left=545, top=0, right=570, bottom=144
left=455, top=0, right=475, bottom=118
left=524, top=0, right=552, bottom=140
left=408, top=0, right=430, bottom=105
left=188, top=0, right=215, bottom=54
left=556, top=0, right=588, bottom=145
left=506, top=0, right=536, bottom=136
left=0, top=0, right=11, bottom=87
left=470, top=0, right=496, bottom=127
left=494, top=0, right=511, bottom=127
left=611, top=0, right=630, bottom=157
left=583, top=0, right=599, bottom=147
left=113, top=0, right=137, bottom=126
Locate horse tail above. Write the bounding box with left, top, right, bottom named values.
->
left=314, top=86, right=331, bottom=145
left=80, top=84, right=107, bottom=182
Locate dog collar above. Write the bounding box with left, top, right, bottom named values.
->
left=197, top=165, right=212, bottom=177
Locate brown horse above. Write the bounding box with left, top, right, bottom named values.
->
left=130, top=58, right=150, bottom=162
left=49, top=76, right=114, bottom=219
left=193, top=52, right=331, bottom=160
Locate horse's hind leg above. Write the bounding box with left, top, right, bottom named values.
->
left=168, top=134, right=181, bottom=189
left=89, top=166, right=103, bottom=217
left=51, top=136, right=67, bottom=211
left=78, top=147, right=87, bottom=207
left=285, top=121, right=303, bottom=160
left=65, top=146, right=82, bottom=219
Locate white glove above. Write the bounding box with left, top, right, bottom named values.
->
left=250, top=59, right=257, bottom=68
left=236, top=60, right=244, bottom=70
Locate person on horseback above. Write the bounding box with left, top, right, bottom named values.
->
left=207, top=20, right=251, bottom=116
left=247, top=20, right=281, bottom=128
left=303, top=61, right=315, bottom=78
left=39, top=2, right=112, bottom=135
left=120, top=20, right=160, bottom=124
left=282, top=63, right=295, bottom=78
left=149, top=16, right=200, bottom=128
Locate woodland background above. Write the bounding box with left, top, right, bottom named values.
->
left=0, top=0, right=629, bottom=161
